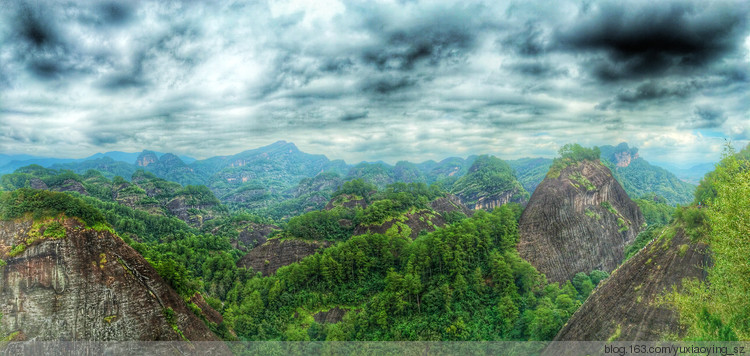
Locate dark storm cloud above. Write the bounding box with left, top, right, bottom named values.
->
left=360, top=75, right=418, bottom=95
left=13, top=2, right=74, bottom=80
left=499, top=21, right=547, bottom=57
left=505, top=61, right=566, bottom=78
left=681, top=107, right=727, bottom=129
left=615, top=81, right=700, bottom=104
left=75, top=2, right=135, bottom=27
left=355, top=3, right=485, bottom=72
left=319, top=57, right=355, bottom=74
left=1, top=0, right=748, bottom=164
left=557, top=0, right=750, bottom=81
left=340, top=111, right=369, bottom=122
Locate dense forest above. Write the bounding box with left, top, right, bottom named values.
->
left=0, top=142, right=746, bottom=343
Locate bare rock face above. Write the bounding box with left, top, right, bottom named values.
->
left=29, top=178, right=48, bottom=190
left=0, top=218, right=220, bottom=341
left=429, top=194, right=473, bottom=217
left=136, top=151, right=158, bottom=167
left=51, top=179, right=88, bottom=195
left=189, top=293, right=223, bottom=327
left=518, top=160, right=644, bottom=283
left=553, top=228, right=709, bottom=341
left=165, top=197, right=218, bottom=227
left=313, top=307, right=353, bottom=324
left=237, top=239, right=331, bottom=276
left=234, top=223, right=278, bottom=251
left=614, top=150, right=639, bottom=167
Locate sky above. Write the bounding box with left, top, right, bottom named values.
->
left=0, top=0, right=748, bottom=166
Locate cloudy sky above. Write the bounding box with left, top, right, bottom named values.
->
left=1, top=0, right=748, bottom=166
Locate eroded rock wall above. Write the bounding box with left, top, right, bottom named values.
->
left=0, top=219, right=219, bottom=341
left=553, top=228, right=709, bottom=341
left=518, top=160, right=644, bottom=283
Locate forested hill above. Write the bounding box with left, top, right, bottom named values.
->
left=599, top=143, right=696, bottom=206
left=4, top=141, right=697, bottom=218
left=0, top=174, right=607, bottom=342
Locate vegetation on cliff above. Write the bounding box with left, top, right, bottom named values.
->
left=546, top=144, right=601, bottom=179
left=599, top=144, right=696, bottom=206
left=222, top=206, right=600, bottom=341
left=451, top=155, right=529, bottom=208
left=665, top=144, right=750, bottom=340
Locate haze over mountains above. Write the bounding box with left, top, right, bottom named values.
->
left=2, top=141, right=698, bottom=210
left=1, top=142, right=746, bottom=343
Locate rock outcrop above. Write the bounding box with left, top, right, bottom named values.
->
left=234, top=223, right=278, bottom=251
left=51, top=179, right=88, bottom=195
left=429, top=194, right=473, bottom=217
left=451, top=155, right=529, bottom=210
left=136, top=151, right=158, bottom=167
left=552, top=227, right=709, bottom=341
left=313, top=307, right=354, bottom=324
left=518, top=160, right=644, bottom=283
left=237, top=239, right=331, bottom=276
left=0, top=218, right=220, bottom=341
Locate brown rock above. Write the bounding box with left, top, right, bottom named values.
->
left=234, top=223, right=278, bottom=251
left=51, top=179, right=88, bottom=195
left=552, top=228, right=709, bottom=342
left=0, top=218, right=220, bottom=341
left=313, top=307, right=354, bottom=324
left=189, top=293, right=223, bottom=326
left=29, top=178, right=48, bottom=190
left=518, top=160, right=644, bottom=283
left=429, top=194, right=473, bottom=217
left=237, top=239, right=331, bottom=276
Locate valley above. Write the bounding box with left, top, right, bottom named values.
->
left=0, top=141, right=745, bottom=344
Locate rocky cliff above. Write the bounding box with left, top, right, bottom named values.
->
left=136, top=151, right=158, bottom=167
left=429, top=194, right=473, bottom=217
left=233, top=223, right=278, bottom=251
left=518, top=160, right=644, bottom=283
left=0, top=218, right=220, bottom=341
left=451, top=155, right=529, bottom=210
left=237, top=238, right=331, bottom=276
left=553, top=227, right=709, bottom=341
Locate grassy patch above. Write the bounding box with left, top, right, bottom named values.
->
left=42, top=220, right=66, bottom=239
left=601, top=201, right=617, bottom=215
left=678, top=244, right=689, bottom=257
left=8, top=244, right=26, bottom=257
left=569, top=172, right=596, bottom=191
left=617, top=218, right=629, bottom=232
left=163, top=307, right=187, bottom=341
left=607, top=324, right=622, bottom=342
left=584, top=208, right=602, bottom=220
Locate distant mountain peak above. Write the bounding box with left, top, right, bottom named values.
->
left=136, top=150, right=158, bottom=167
left=601, top=142, right=640, bottom=168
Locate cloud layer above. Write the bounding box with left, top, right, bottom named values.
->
left=1, top=0, right=748, bottom=165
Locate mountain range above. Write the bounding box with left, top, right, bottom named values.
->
left=2, top=141, right=697, bottom=214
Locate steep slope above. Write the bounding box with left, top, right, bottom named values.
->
left=552, top=227, right=709, bottom=341
left=518, top=158, right=644, bottom=283
left=237, top=238, right=331, bottom=276
left=451, top=155, right=529, bottom=210
left=0, top=218, right=220, bottom=341
left=599, top=143, right=695, bottom=205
